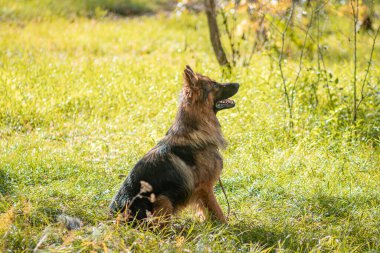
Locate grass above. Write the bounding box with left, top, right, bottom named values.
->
left=0, top=3, right=380, bottom=252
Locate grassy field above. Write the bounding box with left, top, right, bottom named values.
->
left=0, top=2, right=380, bottom=252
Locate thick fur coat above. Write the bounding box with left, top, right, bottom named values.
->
left=110, top=66, right=239, bottom=222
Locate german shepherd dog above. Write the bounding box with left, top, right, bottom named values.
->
left=110, top=66, right=239, bottom=223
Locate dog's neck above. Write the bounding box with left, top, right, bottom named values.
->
left=162, top=105, right=227, bottom=149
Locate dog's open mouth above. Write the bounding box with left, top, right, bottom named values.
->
left=213, top=82, right=239, bottom=112
left=215, top=98, right=235, bottom=110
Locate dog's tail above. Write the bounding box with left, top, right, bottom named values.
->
left=110, top=180, right=155, bottom=221
left=109, top=188, right=131, bottom=215
left=110, top=193, right=154, bottom=220
left=128, top=198, right=153, bottom=220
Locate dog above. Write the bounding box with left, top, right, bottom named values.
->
left=110, top=65, right=239, bottom=223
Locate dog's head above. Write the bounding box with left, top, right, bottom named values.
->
left=182, top=65, right=239, bottom=112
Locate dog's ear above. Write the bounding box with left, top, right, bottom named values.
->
left=183, top=65, right=198, bottom=88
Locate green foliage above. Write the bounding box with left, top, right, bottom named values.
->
left=0, top=2, right=379, bottom=252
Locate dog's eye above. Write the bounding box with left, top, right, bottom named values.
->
left=213, top=83, right=219, bottom=89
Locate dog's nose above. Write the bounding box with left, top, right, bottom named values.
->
left=225, top=82, right=239, bottom=92
left=230, top=83, right=239, bottom=91
left=219, top=82, right=239, bottom=100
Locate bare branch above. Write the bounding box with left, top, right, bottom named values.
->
left=245, top=14, right=267, bottom=67
left=291, top=10, right=314, bottom=108
left=220, top=2, right=238, bottom=66
left=351, top=0, right=358, bottom=123
left=278, top=4, right=295, bottom=128
left=279, top=5, right=295, bottom=75
left=356, top=25, right=380, bottom=111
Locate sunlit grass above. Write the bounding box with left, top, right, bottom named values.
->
left=0, top=9, right=379, bottom=252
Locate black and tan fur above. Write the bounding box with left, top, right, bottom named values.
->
left=110, top=66, right=239, bottom=223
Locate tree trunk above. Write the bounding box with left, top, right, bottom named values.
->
left=204, top=0, right=230, bottom=69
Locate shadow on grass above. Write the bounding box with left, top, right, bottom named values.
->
left=229, top=193, right=380, bottom=251
left=230, top=221, right=290, bottom=250
left=311, top=194, right=380, bottom=218
left=0, top=169, right=15, bottom=196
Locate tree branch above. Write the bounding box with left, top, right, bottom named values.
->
left=204, top=0, right=231, bottom=69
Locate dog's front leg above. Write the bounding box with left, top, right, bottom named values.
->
left=200, top=186, right=227, bottom=223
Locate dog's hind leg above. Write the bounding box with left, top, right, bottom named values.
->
left=153, top=195, right=174, bottom=222
left=193, top=202, right=207, bottom=221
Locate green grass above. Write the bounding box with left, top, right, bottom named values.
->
left=0, top=4, right=380, bottom=252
